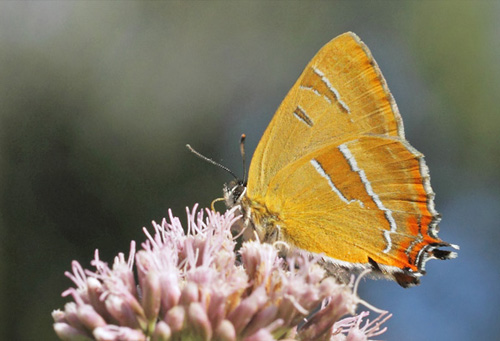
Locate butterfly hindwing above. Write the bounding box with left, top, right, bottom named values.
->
left=262, top=135, right=451, bottom=276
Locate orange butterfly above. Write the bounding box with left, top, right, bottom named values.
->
left=222, top=32, right=458, bottom=287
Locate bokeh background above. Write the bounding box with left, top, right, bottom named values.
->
left=1, top=1, right=498, bottom=340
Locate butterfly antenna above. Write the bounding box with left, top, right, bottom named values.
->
left=240, top=134, right=247, bottom=183
left=186, top=144, right=238, bottom=180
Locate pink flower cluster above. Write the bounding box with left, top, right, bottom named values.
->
left=53, top=205, right=390, bottom=340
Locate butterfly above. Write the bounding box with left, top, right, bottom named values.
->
left=221, top=32, right=458, bottom=287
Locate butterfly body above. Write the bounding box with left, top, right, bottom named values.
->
left=225, top=32, right=457, bottom=287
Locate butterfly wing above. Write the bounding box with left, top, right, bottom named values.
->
left=248, top=32, right=404, bottom=197
left=262, top=135, right=455, bottom=286
left=245, top=32, right=457, bottom=286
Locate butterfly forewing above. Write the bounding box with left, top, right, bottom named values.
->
left=248, top=32, right=403, bottom=197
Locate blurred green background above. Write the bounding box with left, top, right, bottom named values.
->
left=1, top=1, right=498, bottom=340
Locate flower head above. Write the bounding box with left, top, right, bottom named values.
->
left=53, top=205, right=389, bottom=340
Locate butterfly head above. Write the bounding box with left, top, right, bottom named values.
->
left=223, top=179, right=247, bottom=208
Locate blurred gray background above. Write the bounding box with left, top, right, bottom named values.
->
left=1, top=2, right=498, bottom=340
